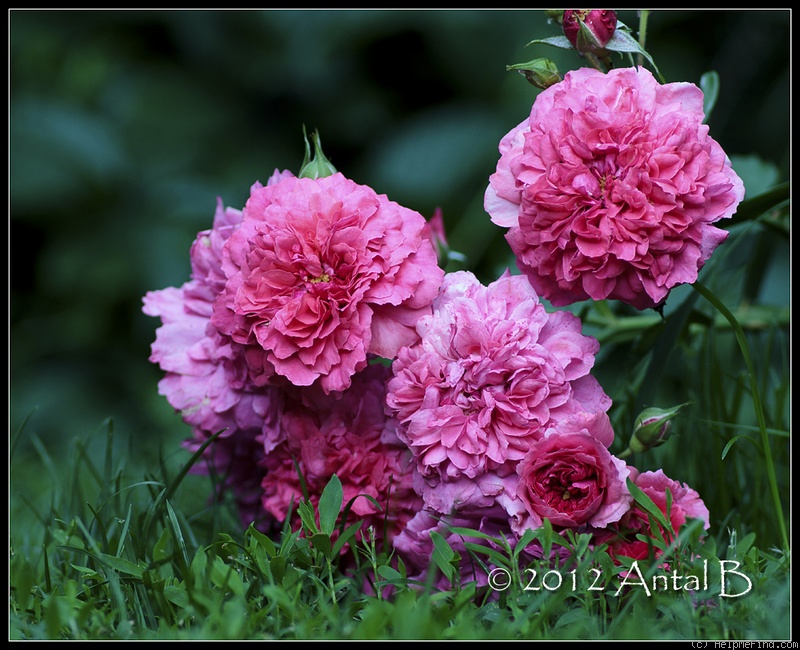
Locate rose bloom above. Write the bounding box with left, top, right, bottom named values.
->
left=513, top=422, right=631, bottom=530
left=211, top=172, right=444, bottom=394
left=260, top=364, right=421, bottom=544
left=601, top=468, right=710, bottom=562
left=143, top=194, right=289, bottom=526
left=485, top=66, right=745, bottom=310
left=386, top=270, right=611, bottom=491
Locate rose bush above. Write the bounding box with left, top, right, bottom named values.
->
left=484, top=66, right=745, bottom=310
left=142, top=28, right=727, bottom=584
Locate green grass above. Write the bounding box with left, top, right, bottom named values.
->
left=9, top=413, right=791, bottom=640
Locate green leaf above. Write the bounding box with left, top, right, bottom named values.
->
left=331, top=520, right=364, bottom=557
left=462, top=541, right=512, bottom=570
left=269, top=555, right=286, bottom=583
left=310, top=532, right=332, bottom=557
left=140, top=427, right=226, bottom=544
left=318, top=474, right=343, bottom=536
left=626, top=478, right=672, bottom=535
left=11, top=555, right=35, bottom=611
left=377, top=564, right=403, bottom=581
left=152, top=526, right=171, bottom=564
left=733, top=531, right=757, bottom=557
left=721, top=434, right=761, bottom=459
left=526, top=35, right=574, bottom=50
left=99, top=552, right=146, bottom=578
left=10, top=406, right=38, bottom=461
left=446, top=526, right=507, bottom=549
left=730, top=154, right=782, bottom=199
left=115, top=503, right=133, bottom=558
left=513, top=528, right=538, bottom=559
left=190, top=547, right=208, bottom=586
left=726, top=181, right=789, bottom=228
left=209, top=555, right=244, bottom=597
left=297, top=500, right=319, bottom=535
left=102, top=417, right=114, bottom=503
left=163, top=584, right=189, bottom=609
left=246, top=522, right=277, bottom=558
left=603, top=29, right=662, bottom=78
left=692, top=281, right=788, bottom=552
left=429, top=531, right=457, bottom=582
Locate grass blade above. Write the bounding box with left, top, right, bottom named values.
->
left=165, top=499, right=191, bottom=572
left=10, top=407, right=39, bottom=461
left=692, top=281, right=788, bottom=551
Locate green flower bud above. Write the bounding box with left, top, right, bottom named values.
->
left=299, top=129, right=337, bottom=179
left=506, top=58, right=562, bottom=90
left=621, top=402, right=689, bottom=457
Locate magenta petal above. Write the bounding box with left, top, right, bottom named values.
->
left=485, top=66, right=745, bottom=310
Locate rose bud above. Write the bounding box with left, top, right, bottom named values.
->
left=562, top=9, right=617, bottom=53
left=299, top=129, right=337, bottom=179
left=621, top=403, right=689, bottom=456
left=506, top=58, right=562, bottom=90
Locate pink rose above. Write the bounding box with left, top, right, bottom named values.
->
left=143, top=178, right=297, bottom=452
left=414, top=472, right=519, bottom=517
left=634, top=469, right=710, bottom=529
left=211, top=172, right=444, bottom=393
left=260, top=364, right=421, bottom=543
left=515, top=425, right=631, bottom=529
left=142, top=197, right=287, bottom=448
left=603, top=469, right=710, bottom=562
left=386, top=270, right=611, bottom=486
left=143, top=195, right=288, bottom=528
left=485, top=66, right=745, bottom=310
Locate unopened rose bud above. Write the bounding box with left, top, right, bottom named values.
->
left=299, top=129, right=337, bottom=179
left=620, top=403, right=689, bottom=457
left=562, top=9, right=617, bottom=53
left=506, top=58, right=562, bottom=90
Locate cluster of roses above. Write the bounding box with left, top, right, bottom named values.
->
left=144, top=63, right=744, bottom=586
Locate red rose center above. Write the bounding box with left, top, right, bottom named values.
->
left=541, top=470, right=593, bottom=509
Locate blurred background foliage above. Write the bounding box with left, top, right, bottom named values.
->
left=10, top=10, right=790, bottom=545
